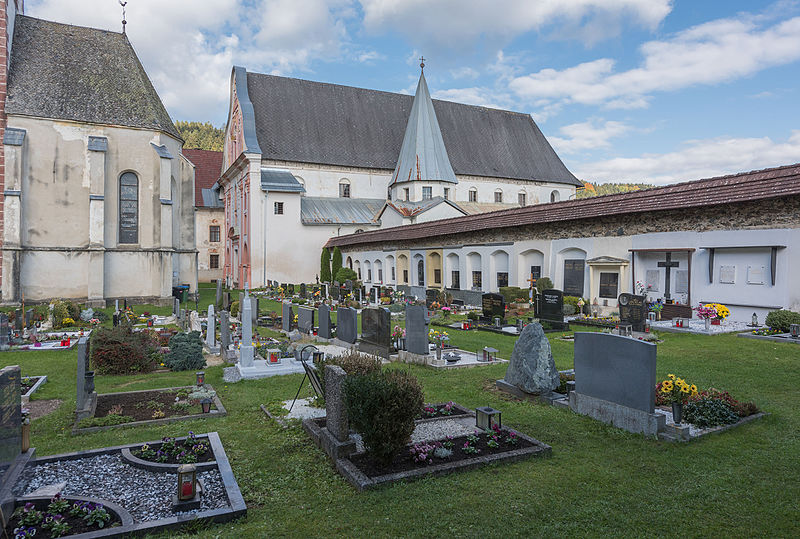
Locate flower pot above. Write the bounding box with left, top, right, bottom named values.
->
left=704, top=319, right=711, bottom=332
left=671, top=402, right=684, bottom=425
left=711, top=319, right=721, bottom=325
left=21, top=423, right=30, bottom=452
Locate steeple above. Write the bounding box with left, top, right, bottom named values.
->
left=390, top=63, right=457, bottom=185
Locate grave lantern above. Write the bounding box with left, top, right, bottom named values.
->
left=791, top=324, right=800, bottom=339
left=195, top=372, right=205, bottom=386
left=475, top=406, right=501, bottom=431
left=201, top=398, right=212, bottom=414
left=177, top=463, right=197, bottom=501
left=751, top=313, right=758, bottom=327
left=482, top=347, right=498, bottom=362
left=312, top=350, right=325, bottom=364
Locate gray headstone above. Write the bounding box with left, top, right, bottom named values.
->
left=336, top=307, right=357, bottom=344
left=574, top=332, right=657, bottom=413
left=325, top=365, right=349, bottom=442
left=206, top=305, right=216, bottom=348
left=405, top=304, right=430, bottom=355
left=25, top=309, right=33, bottom=328
left=250, top=297, right=259, bottom=326
left=0, top=365, right=22, bottom=467
left=318, top=304, right=332, bottom=339
left=216, top=279, right=223, bottom=307
left=282, top=302, right=293, bottom=332
left=220, top=311, right=231, bottom=350
left=502, top=323, right=559, bottom=394
left=14, top=309, right=21, bottom=331
left=359, top=307, right=391, bottom=358
left=298, top=307, right=315, bottom=334
left=240, top=295, right=255, bottom=368
left=173, top=298, right=180, bottom=317
left=0, top=314, right=9, bottom=350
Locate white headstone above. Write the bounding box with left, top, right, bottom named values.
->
left=206, top=305, right=216, bottom=348
left=240, top=292, right=254, bottom=367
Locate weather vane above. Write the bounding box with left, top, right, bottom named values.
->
left=119, top=1, right=127, bottom=34
left=419, top=56, right=425, bottom=71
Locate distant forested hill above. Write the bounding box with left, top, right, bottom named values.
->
left=175, top=121, right=224, bottom=151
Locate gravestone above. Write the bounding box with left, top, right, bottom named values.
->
left=426, top=289, right=438, bottom=308
left=318, top=304, right=332, bottom=339
left=336, top=307, right=357, bottom=344
left=239, top=296, right=255, bottom=368
left=74, top=338, right=96, bottom=422
left=299, top=283, right=307, bottom=299
left=288, top=284, right=295, bottom=296
left=497, top=323, right=559, bottom=396
left=250, top=297, right=259, bottom=326
left=25, top=309, right=34, bottom=328
left=0, top=314, right=9, bottom=350
left=220, top=311, right=231, bottom=350
left=224, top=292, right=232, bottom=310
left=330, top=285, right=340, bottom=301
left=298, top=307, right=315, bottom=334
left=618, top=293, right=648, bottom=332
left=358, top=307, right=391, bottom=358
left=369, top=287, right=378, bottom=305
left=80, top=308, right=94, bottom=322
left=405, top=304, right=430, bottom=356
left=570, top=332, right=663, bottom=435
left=173, top=298, right=180, bottom=317
left=0, top=365, right=24, bottom=517
left=482, top=293, right=505, bottom=322
left=216, top=279, right=223, bottom=307
left=325, top=365, right=349, bottom=442
left=14, top=309, right=22, bottom=331
left=206, top=305, right=218, bottom=352
left=540, top=289, right=565, bottom=328
left=282, top=302, right=293, bottom=332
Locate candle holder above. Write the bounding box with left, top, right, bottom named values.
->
left=196, top=372, right=205, bottom=386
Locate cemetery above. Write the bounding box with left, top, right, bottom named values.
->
left=0, top=281, right=798, bottom=537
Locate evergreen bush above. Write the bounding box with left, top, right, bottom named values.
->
left=314, top=349, right=382, bottom=399
left=535, top=277, right=554, bottom=291
left=165, top=331, right=206, bottom=371
left=331, top=247, right=343, bottom=280
left=90, top=325, right=160, bottom=375
left=334, top=267, right=358, bottom=283
left=344, top=370, right=424, bottom=465
left=320, top=248, right=332, bottom=283
left=682, top=398, right=739, bottom=428
left=764, top=309, right=800, bottom=332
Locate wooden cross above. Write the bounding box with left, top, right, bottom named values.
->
left=657, top=253, right=680, bottom=301
left=527, top=273, right=536, bottom=301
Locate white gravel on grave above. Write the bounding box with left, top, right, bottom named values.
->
left=12, top=453, right=229, bottom=522
left=282, top=398, right=326, bottom=420
left=650, top=319, right=753, bottom=334
left=410, top=417, right=478, bottom=444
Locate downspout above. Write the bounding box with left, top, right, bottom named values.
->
left=262, top=193, right=266, bottom=286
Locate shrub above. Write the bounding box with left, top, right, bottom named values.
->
left=499, top=286, right=526, bottom=304
left=467, top=311, right=478, bottom=321
left=331, top=247, right=343, bottom=280
left=682, top=398, right=739, bottom=428
left=52, top=300, right=70, bottom=328
left=315, top=349, right=382, bottom=399
left=32, top=304, right=49, bottom=322
left=165, top=331, right=205, bottom=371
left=90, top=325, right=160, bottom=375
left=535, top=277, right=554, bottom=291
left=562, top=304, right=576, bottom=316
left=320, top=247, right=332, bottom=283
left=764, top=309, right=800, bottom=332
left=344, top=370, right=424, bottom=465
left=334, top=267, right=358, bottom=284
left=230, top=300, right=240, bottom=317
left=388, top=303, right=404, bottom=313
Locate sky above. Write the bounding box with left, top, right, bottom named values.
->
left=26, top=0, right=800, bottom=185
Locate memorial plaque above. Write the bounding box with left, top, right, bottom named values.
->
left=359, top=307, right=391, bottom=358
left=719, top=265, right=736, bottom=284
left=674, top=270, right=688, bottom=295
left=482, top=293, right=505, bottom=321
left=618, top=293, right=648, bottom=332
left=298, top=307, right=315, bottom=334
left=318, top=304, right=332, bottom=339
left=540, top=289, right=564, bottom=324
left=644, top=269, right=659, bottom=292
left=282, top=302, right=293, bottom=332
left=336, top=307, right=358, bottom=344
left=747, top=265, right=765, bottom=285
left=563, top=259, right=585, bottom=297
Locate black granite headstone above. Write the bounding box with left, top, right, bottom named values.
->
left=482, top=293, right=505, bottom=321
left=299, top=283, right=307, bottom=298
left=14, top=309, right=22, bottom=331
left=336, top=307, right=358, bottom=344
left=0, top=365, right=22, bottom=466
left=25, top=309, right=34, bottom=328
left=618, top=293, right=648, bottom=332
left=282, top=302, right=293, bottom=332
left=288, top=284, right=295, bottom=296
left=331, top=285, right=340, bottom=301
left=318, top=304, right=332, bottom=339
left=540, top=289, right=564, bottom=323
left=426, top=289, right=438, bottom=308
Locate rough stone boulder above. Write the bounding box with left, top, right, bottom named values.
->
left=502, top=322, right=559, bottom=394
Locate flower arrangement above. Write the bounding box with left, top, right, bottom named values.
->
left=89, top=318, right=101, bottom=326
left=649, top=301, right=663, bottom=313
left=428, top=329, right=449, bottom=346
left=391, top=325, right=405, bottom=340
left=705, top=303, right=730, bottom=320
left=658, top=374, right=698, bottom=404
left=21, top=407, right=30, bottom=425
left=61, top=317, right=75, bottom=326
left=694, top=303, right=717, bottom=320
left=635, top=280, right=648, bottom=295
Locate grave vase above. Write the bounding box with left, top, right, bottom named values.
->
left=671, top=402, right=684, bottom=425
left=711, top=319, right=721, bottom=326
left=704, top=318, right=711, bottom=332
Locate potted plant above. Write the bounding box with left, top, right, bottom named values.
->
left=392, top=326, right=406, bottom=350
left=706, top=303, right=730, bottom=325
left=658, top=374, right=698, bottom=424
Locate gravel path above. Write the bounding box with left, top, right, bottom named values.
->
left=13, top=453, right=229, bottom=522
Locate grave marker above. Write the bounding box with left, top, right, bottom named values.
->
left=298, top=307, right=315, bottom=334
left=482, top=293, right=505, bottom=322
left=539, top=289, right=564, bottom=326
left=282, top=302, right=293, bottom=332
left=299, top=283, right=307, bottom=298
left=318, top=304, right=332, bottom=339
left=336, top=307, right=358, bottom=344
left=216, top=279, right=223, bottom=308
left=0, top=314, right=9, bottom=350
left=240, top=295, right=255, bottom=368
left=405, top=304, right=430, bottom=356
left=618, top=293, right=648, bottom=332
left=325, top=365, right=349, bottom=442
left=426, top=289, right=438, bottom=308
left=358, top=307, right=391, bottom=358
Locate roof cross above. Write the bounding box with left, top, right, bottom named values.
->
left=419, top=56, right=425, bottom=70
left=119, top=1, right=127, bottom=34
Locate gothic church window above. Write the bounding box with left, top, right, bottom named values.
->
left=550, top=190, right=560, bottom=203
left=119, top=172, right=139, bottom=244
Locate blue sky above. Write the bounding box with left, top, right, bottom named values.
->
left=28, top=0, right=800, bottom=184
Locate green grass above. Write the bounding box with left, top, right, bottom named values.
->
left=5, top=328, right=800, bottom=538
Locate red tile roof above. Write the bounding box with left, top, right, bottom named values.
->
left=184, top=148, right=223, bottom=207
left=325, top=163, right=800, bottom=249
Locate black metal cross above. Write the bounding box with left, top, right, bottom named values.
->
left=658, top=252, right=680, bottom=301
left=420, top=56, right=425, bottom=70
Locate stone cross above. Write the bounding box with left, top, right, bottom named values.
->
left=240, top=294, right=254, bottom=368
left=657, top=252, right=680, bottom=301
left=206, top=304, right=216, bottom=349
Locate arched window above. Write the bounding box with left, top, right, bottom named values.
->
left=339, top=178, right=351, bottom=198
left=468, top=187, right=478, bottom=202
left=119, top=172, right=139, bottom=244
left=494, top=189, right=503, bottom=203
left=550, top=190, right=560, bottom=203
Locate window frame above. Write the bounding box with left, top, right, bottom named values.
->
left=468, top=188, right=478, bottom=202
left=209, top=225, right=221, bottom=243
left=209, top=254, right=220, bottom=269
left=118, top=172, right=139, bottom=244
left=422, top=186, right=433, bottom=200
left=274, top=201, right=284, bottom=215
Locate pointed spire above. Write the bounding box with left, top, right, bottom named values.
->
left=390, top=64, right=457, bottom=186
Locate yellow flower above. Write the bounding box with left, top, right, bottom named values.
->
left=660, top=386, right=670, bottom=394
left=668, top=374, right=675, bottom=380
left=690, top=384, right=697, bottom=393
left=681, top=385, right=690, bottom=393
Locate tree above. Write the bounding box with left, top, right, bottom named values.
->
left=335, top=267, right=357, bottom=284
left=320, top=248, right=332, bottom=283
left=174, top=121, right=225, bottom=151
left=331, top=247, right=343, bottom=281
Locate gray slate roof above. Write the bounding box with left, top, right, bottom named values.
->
left=244, top=70, right=580, bottom=186
left=260, top=168, right=305, bottom=193
left=301, top=197, right=384, bottom=225
left=382, top=197, right=466, bottom=217
left=201, top=188, right=223, bottom=208
left=6, top=15, right=181, bottom=139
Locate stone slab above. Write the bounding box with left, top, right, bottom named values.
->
left=237, top=359, right=305, bottom=379
left=569, top=391, right=665, bottom=436
left=336, top=307, right=358, bottom=344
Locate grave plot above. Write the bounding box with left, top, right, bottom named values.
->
left=20, top=375, right=47, bottom=404
left=303, top=365, right=551, bottom=491
left=10, top=432, right=246, bottom=538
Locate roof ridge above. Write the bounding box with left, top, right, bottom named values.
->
left=17, top=14, right=124, bottom=36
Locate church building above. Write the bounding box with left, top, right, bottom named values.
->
left=218, top=62, right=581, bottom=287
left=0, top=4, right=198, bottom=306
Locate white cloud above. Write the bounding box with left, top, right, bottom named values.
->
left=511, top=15, right=800, bottom=109
left=360, top=0, right=671, bottom=47
left=26, top=0, right=355, bottom=123
left=450, top=67, right=480, bottom=80
left=431, top=87, right=509, bottom=109
left=575, top=131, right=800, bottom=184
left=550, top=119, right=632, bottom=153
left=357, top=51, right=385, bottom=63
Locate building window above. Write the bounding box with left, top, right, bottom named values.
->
left=274, top=202, right=284, bottom=214
left=518, top=192, right=526, bottom=206
left=434, top=269, right=441, bottom=284
left=443, top=188, right=450, bottom=200
left=451, top=270, right=460, bottom=289
left=468, top=188, right=477, bottom=202
left=497, top=272, right=508, bottom=288
left=494, top=190, right=503, bottom=203
left=403, top=269, right=409, bottom=283
left=209, top=225, right=220, bottom=242
left=210, top=254, right=219, bottom=269
left=599, top=272, right=619, bottom=299
left=404, top=188, right=410, bottom=201
left=367, top=269, right=372, bottom=281
left=378, top=269, right=383, bottom=282
left=391, top=266, right=395, bottom=281
left=339, top=180, right=351, bottom=198
left=417, top=260, right=425, bottom=286
left=119, top=172, right=139, bottom=244
left=472, top=271, right=482, bottom=289
left=422, top=186, right=432, bottom=200
left=550, top=190, right=560, bottom=203
left=530, top=265, right=542, bottom=284
left=358, top=268, right=362, bottom=279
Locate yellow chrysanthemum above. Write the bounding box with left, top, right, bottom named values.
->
left=691, top=390, right=699, bottom=396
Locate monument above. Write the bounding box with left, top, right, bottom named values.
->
left=497, top=323, right=559, bottom=401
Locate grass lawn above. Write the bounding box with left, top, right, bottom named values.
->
left=4, top=326, right=799, bottom=537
